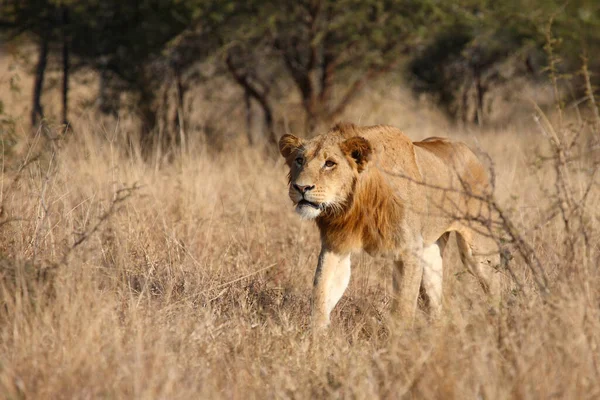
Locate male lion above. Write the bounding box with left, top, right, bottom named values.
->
left=279, top=122, right=499, bottom=329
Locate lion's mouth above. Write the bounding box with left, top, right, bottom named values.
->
left=298, top=199, right=321, bottom=209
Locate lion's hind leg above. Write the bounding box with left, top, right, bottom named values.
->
left=455, top=230, right=500, bottom=300
left=392, top=241, right=425, bottom=325
left=420, top=238, right=445, bottom=318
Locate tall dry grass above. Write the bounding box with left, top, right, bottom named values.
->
left=1, top=52, right=600, bottom=398
left=1, top=110, right=599, bottom=399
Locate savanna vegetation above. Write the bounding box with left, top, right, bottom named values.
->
left=0, top=0, right=599, bottom=398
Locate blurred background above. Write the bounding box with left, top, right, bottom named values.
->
left=0, top=0, right=598, bottom=152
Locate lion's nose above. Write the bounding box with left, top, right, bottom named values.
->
left=294, top=184, right=315, bottom=193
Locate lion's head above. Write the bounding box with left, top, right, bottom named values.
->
left=278, top=124, right=372, bottom=220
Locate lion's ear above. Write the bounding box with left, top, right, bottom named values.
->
left=279, top=134, right=303, bottom=165
left=340, top=136, right=372, bottom=172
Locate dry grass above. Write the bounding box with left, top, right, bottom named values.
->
left=1, top=53, right=600, bottom=399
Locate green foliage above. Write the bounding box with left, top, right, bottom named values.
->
left=66, top=1, right=196, bottom=77
left=201, top=0, right=445, bottom=131
left=0, top=0, right=598, bottom=135
left=0, top=0, right=200, bottom=122
left=408, top=0, right=600, bottom=121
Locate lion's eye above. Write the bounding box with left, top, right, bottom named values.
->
left=295, top=157, right=304, bottom=166
left=324, top=160, right=336, bottom=168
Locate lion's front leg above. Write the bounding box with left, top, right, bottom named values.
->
left=392, top=246, right=424, bottom=324
left=312, top=248, right=351, bottom=329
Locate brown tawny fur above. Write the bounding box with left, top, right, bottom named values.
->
left=279, top=122, right=499, bottom=328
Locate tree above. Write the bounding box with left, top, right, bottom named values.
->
left=0, top=0, right=62, bottom=128
left=408, top=0, right=600, bottom=124
left=204, top=0, right=440, bottom=134
left=2, top=0, right=597, bottom=148
left=0, top=0, right=199, bottom=142
left=65, top=1, right=197, bottom=145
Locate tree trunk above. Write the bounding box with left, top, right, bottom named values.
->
left=173, top=68, right=186, bottom=152
left=139, top=91, right=158, bottom=152
left=244, top=90, right=253, bottom=146
left=61, top=7, right=70, bottom=127
left=304, top=99, right=319, bottom=135
left=264, top=101, right=276, bottom=146
left=474, top=67, right=484, bottom=126
left=225, top=54, right=276, bottom=146
left=32, top=36, right=49, bottom=130
left=97, top=67, right=120, bottom=117
left=460, top=78, right=471, bottom=124
left=98, top=68, right=109, bottom=114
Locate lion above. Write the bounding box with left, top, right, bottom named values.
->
left=279, top=122, right=500, bottom=329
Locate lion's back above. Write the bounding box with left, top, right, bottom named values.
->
left=413, top=137, right=490, bottom=195
left=355, top=126, right=489, bottom=193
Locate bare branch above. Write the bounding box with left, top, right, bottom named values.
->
left=60, top=183, right=141, bottom=266
left=225, top=52, right=275, bottom=144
